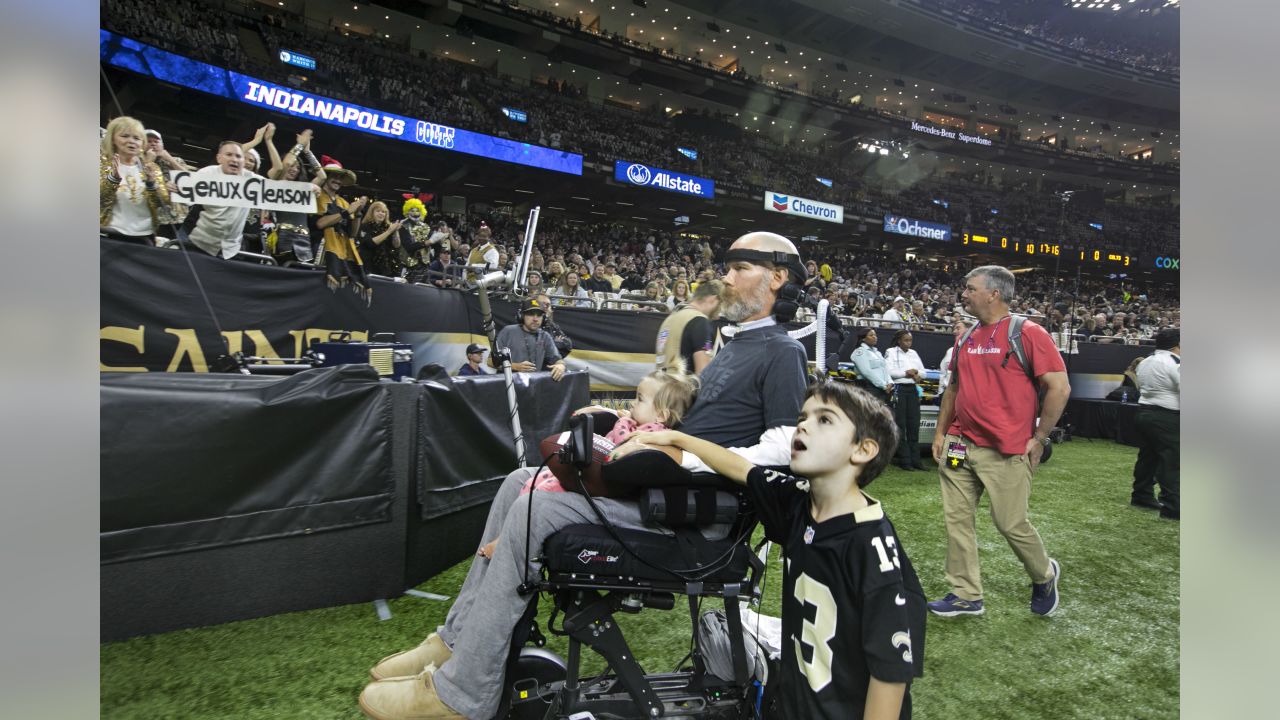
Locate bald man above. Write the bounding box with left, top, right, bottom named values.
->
left=360, top=232, right=810, bottom=720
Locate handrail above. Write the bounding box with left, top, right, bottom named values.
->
left=541, top=292, right=597, bottom=309
left=600, top=298, right=670, bottom=312
left=1084, top=335, right=1155, bottom=346
left=838, top=316, right=957, bottom=333
left=229, top=250, right=277, bottom=265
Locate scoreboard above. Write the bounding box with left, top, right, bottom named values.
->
left=960, top=232, right=1132, bottom=267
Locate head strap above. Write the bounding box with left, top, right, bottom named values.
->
left=722, top=248, right=806, bottom=283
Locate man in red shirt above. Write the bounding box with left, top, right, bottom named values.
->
left=928, top=266, right=1071, bottom=618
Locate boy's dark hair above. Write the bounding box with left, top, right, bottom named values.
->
left=804, top=381, right=899, bottom=487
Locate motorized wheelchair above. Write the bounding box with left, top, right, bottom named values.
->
left=495, top=413, right=773, bottom=720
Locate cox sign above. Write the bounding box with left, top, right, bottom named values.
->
left=883, top=214, right=951, bottom=242
left=614, top=161, right=714, bottom=198
left=764, top=191, right=844, bottom=225
left=1154, top=256, right=1180, bottom=270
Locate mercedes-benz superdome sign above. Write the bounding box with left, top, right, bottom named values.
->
left=883, top=214, right=952, bottom=241
left=764, top=190, right=844, bottom=224
left=614, top=161, right=714, bottom=198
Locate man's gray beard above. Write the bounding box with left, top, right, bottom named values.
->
left=721, top=281, right=771, bottom=323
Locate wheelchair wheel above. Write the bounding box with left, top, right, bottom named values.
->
left=505, top=647, right=567, bottom=720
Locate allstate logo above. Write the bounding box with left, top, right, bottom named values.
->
left=415, top=121, right=427, bottom=143
left=626, top=163, right=652, bottom=185
left=772, top=194, right=789, bottom=211
left=279, top=50, right=291, bottom=63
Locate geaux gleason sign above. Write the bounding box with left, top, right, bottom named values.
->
left=614, top=161, right=714, bottom=198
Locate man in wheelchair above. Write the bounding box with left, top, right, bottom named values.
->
left=360, top=233, right=810, bottom=719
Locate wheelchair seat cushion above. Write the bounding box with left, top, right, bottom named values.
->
left=543, top=523, right=751, bottom=583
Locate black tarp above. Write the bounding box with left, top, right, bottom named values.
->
left=414, top=372, right=590, bottom=519
left=101, top=365, right=393, bottom=563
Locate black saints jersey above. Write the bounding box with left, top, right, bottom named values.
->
left=747, top=466, right=926, bottom=720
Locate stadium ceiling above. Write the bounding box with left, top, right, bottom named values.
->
left=347, top=0, right=1177, bottom=156
left=625, top=0, right=1176, bottom=115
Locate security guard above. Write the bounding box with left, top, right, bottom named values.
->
left=1131, top=327, right=1180, bottom=520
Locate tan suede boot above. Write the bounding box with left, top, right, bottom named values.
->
left=359, top=664, right=466, bottom=720
left=369, top=633, right=453, bottom=681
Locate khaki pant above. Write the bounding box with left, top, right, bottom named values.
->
left=938, top=434, right=1053, bottom=600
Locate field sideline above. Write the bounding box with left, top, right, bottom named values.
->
left=101, top=439, right=1178, bottom=720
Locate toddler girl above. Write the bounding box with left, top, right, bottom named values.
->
left=478, top=369, right=698, bottom=558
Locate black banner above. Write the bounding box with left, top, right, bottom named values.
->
left=101, top=365, right=393, bottom=563
left=101, top=239, right=1145, bottom=397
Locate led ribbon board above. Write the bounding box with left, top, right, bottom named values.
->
left=883, top=214, right=952, bottom=241
left=100, top=31, right=583, bottom=176
left=614, top=161, right=714, bottom=198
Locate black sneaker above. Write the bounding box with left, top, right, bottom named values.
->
left=927, top=593, right=985, bottom=617
left=1030, top=558, right=1061, bottom=616
left=1130, top=497, right=1162, bottom=511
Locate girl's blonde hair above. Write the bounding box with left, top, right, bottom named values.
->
left=640, top=368, right=700, bottom=427
left=102, top=116, right=146, bottom=157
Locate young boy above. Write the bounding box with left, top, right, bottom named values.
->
left=632, top=382, right=926, bottom=719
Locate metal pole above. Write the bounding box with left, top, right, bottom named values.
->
left=474, top=279, right=527, bottom=462
left=471, top=206, right=542, bottom=463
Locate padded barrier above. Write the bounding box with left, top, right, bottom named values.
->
left=100, top=366, right=585, bottom=640
left=101, top=365, right=394, bottom=563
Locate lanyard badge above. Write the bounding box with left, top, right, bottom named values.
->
left=945, top=440, right=968, bottom=469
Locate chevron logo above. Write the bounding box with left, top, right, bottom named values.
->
left=772, top=194, right=789, bottom=211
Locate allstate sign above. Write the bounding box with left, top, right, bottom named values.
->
left=883, top=214, right=951, bottom=242
left=614, top=161, right=714, bottom=198
left=764, top=190, right=844, bottom=224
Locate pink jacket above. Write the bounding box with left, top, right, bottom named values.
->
left=526, top=418, right=669, bottom=493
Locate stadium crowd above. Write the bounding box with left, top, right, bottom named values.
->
left=920, top=0, right=1180, bottom=74
left=102, top=0, right=1179, bottom=257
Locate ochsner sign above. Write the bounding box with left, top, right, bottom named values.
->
left=764, top=191, right=844, bottom=224
left=883, top=214, right=952, bottom=242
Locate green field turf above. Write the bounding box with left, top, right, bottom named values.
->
left=101, top=439, right=1179, bottom=719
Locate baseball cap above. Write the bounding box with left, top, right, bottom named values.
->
left=466, top=343, right=487, bottom=355
left=520, top=298, right=547, bottom=315
left=145, top=129, right=161, bottom=140
left=893, top=295, right=906, bottom=303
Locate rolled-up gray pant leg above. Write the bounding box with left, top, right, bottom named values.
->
left=438, top=467, right=535, bottom=647
left=434, top=490, right=647, bottom=720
